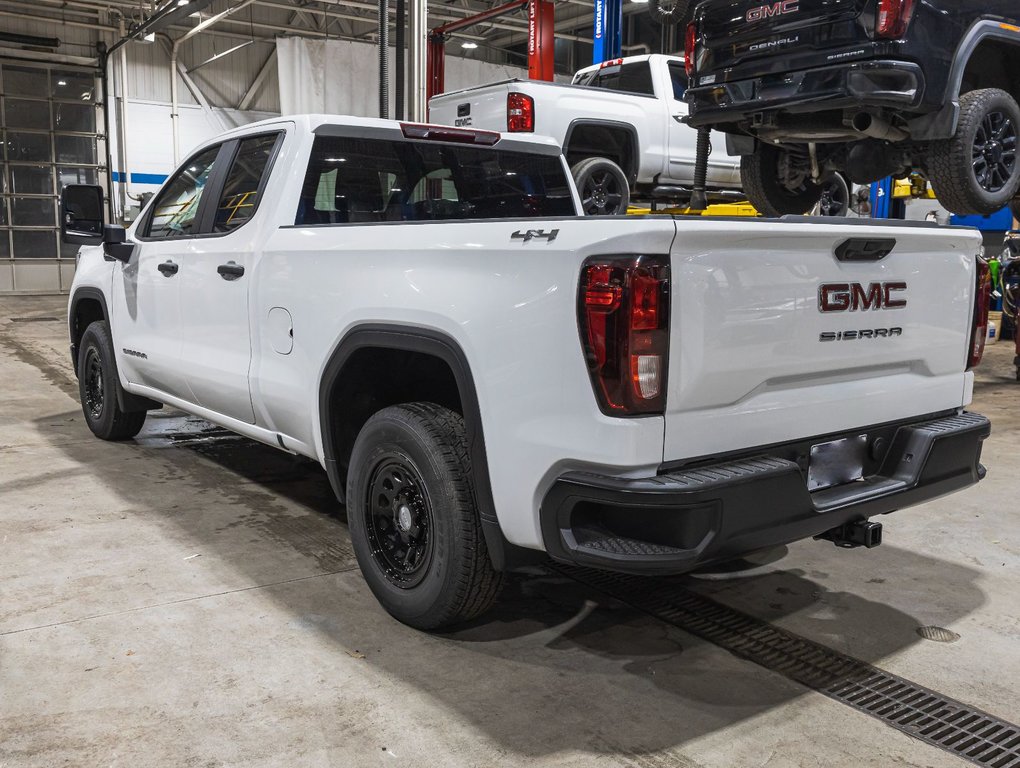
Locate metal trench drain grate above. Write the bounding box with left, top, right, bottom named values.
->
left=552, top=565, right=1020, bottom=767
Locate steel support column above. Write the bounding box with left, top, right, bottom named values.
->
left=527, top=0, right=554, bottom=81
left=593, top=0, right=622, bottom=64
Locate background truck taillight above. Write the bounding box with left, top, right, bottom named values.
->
left=684, top=22, right=697, bottom=76
left=506, top=92, right=534, bottom=132
left=578, top=255, right=670, bottom=415
left=875, top=0, right=916, bottom=38
left=968, top=256, right=991, bottom=369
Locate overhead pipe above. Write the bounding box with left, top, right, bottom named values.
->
left=170, top=0, right=258, bottom=164
left=378, top=0, right=389, bottom=118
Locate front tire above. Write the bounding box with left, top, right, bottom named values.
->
left=571, top=156, right=631, bottom=216
left=346, top=403, right=503, bottom=630
left=77, top=320, right=146, bottom=441
left=740, top=143, right=823, bottom=217
left=929, top=88, right=1020, bottom=215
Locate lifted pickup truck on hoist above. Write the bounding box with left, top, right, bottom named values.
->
left=63, top=115, right=990, bottom=630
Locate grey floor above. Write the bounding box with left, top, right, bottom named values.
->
left=1, top=294, right=1017, bottom=768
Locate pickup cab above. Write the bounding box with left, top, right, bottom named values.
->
left=63, top=115, right=990, bottom=631
left=428, top=54, right=742, bottom=215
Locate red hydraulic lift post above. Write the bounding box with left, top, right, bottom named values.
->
left=427, top=0, right=554, bottom=105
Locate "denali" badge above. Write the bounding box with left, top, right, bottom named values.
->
left=818, top=282, right=907, bottom=312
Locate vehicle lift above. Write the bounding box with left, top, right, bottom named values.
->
left=426, top=0, right=555, bottom=103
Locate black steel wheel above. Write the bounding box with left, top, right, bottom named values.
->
left=571, top=156, right=631, bottom=216
left=346, top=402, right=503, bottom=630
left=929, top=88, right=1020, bottom=215
left=365, top=456, right=435, bottom=588
left=77, top=320, right=147, bottom=441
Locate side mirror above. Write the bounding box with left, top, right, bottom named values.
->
left=103, top=224, right=135, bottom=263
left=61, top=184, right=105, bottom=245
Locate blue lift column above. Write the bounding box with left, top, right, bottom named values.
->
left=869, top=177, right=893, bottom=219
left=593, top=0, right=622, bottom=64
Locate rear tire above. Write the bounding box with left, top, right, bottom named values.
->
left=77, top=320, right=146, bottom=441
left=346, top=402, right=503, bottom=630
left=815, top=173, right=851, bottom=217
left=929, top=88, right=1020, bottom=215
left=740, top=143, right=823, bottom=217
left=571, top=156, right=631, bottom=216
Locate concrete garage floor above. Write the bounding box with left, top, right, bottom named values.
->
left=1, top=294, right=1017, bottom=768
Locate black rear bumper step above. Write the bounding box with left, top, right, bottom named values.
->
left=540, top=411, right=989, bottom=575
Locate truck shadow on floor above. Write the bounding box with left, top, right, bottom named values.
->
left=38, top=406, right=987, bottom=761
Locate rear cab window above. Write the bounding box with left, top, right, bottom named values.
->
left=573, top=61, right=654, bottom=95
left=296, top=135, right=575, bottom=225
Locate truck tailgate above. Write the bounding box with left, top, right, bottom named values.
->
left=663, top=220, right=981, bottom=462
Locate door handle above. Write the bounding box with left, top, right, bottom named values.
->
left=217, top=261, right=245, bottom=280
left=157, top=260, right=179, bottom=277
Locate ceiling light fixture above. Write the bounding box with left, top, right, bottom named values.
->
left=461, top=41, right=478, bottom=49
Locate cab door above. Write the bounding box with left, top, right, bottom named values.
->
left=111, top=143, right=225, bottom=399
left=176, top=131, right=284, bottom=424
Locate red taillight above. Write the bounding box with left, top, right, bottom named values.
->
left=506, top=92, right=534, bottom=132
left=684, top=22, right=697, bottom=76
left=399, top=122, right=500, bottom=145
left=875, top=0, right=916, bottom=38
left=579, top=255, right=670, bottom=415
left=968, top=256, right=991, bottom=369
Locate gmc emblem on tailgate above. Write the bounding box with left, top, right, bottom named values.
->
left=746, top=0, right=799, bottom=22
left=819, top=282, right=907, bottom=312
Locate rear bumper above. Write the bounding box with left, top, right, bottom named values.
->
left=686, top=59, right=925, bottom=129
left=540, top=411, right=989, bottom=574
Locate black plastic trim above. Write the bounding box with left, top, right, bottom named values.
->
left=541, top=412, right=990, bottom=575
left=317, top=323, right=512, bottom=570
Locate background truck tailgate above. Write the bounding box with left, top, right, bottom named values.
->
left=663, top=220, right=982, bottom=462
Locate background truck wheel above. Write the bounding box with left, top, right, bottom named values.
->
left=929, top=88, right=1020, bottom=215
left=815, top=173, right=851, bottom=217
left=77, top=320, right=147, bottom=441
left=346, top=402, right=503, bottom=630
left=571, top=156, right=630, bottom=216
left=740, top=143, right=823, bottom=217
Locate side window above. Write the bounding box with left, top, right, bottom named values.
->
left=668, top=62, right=687, bottom=100
left=212, top=133, right=280, bottom=233
left=146, top=145, right=220, bottom=239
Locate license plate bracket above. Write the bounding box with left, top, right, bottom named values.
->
left=808, top=435, right=868, bottom=492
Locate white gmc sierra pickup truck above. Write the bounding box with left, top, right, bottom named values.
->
left=63, top=115, right=990, bottom=630
left=428, top=54, right=743, bottom=214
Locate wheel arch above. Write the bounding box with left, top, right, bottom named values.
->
left=563, top=119, right=640, bottom=185
left=68, top=287, right=110, bottom=375
left=914, top=21, right=1020, bottom=140
left=318, top=324, right=513, bottom=570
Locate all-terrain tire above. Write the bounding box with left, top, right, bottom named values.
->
left=571, top=156, right=631, bottom=216
left=346, top=402, right=503, bottom=630
left=77, top=320, right=147, bottom=441
left=740, top=143, right=823, bottom=217
left=929, top=88, right=1020, bottom=215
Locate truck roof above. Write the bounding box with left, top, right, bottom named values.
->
left=184, top=113, right=563, bottom=157
left=572, top=53, right=685, bottom=78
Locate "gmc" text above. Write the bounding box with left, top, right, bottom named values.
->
left=818, top=282, right=907, bottom=312
left=746, top=0, right=799, bottom=22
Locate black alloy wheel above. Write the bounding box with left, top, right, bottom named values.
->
left=816, top=173, right=850, bottom=217
left=365, top=456, right=435, bottom=588
left=972, top=110, right=1017, bottom=194
left=571, top=156, right=631, bottom=216
left=76, top=319, right=147, bottom=441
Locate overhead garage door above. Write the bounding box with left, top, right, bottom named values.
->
left=0, top=60, right=105, bottom=293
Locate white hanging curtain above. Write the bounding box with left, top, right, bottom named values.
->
left=276, top=36, right=536, bottom=118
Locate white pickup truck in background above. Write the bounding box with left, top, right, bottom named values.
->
left=429, top=54, right=743, bottom=214
left=62, top=115, right=990, bottom=631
